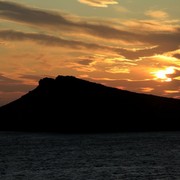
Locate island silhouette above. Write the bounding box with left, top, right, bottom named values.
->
left=0, top=75, right=180, bottom=133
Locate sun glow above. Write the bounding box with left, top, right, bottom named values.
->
left=153, top=67, right=175, bottom=82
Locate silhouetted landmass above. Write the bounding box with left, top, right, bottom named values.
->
left=0, top=75, right=180, bottom=133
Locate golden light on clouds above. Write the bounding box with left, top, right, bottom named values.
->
left=140, top=87, right=154, bottom=93
left=106, top=67, right=130, bottom=74
left=164, top=90, right=179, bottom=94
left=153, top=67, right=175, bottom=82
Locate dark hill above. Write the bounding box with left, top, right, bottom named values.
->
left=0, top=75, right=180, bottom=132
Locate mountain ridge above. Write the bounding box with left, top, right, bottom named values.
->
left=0, top=75, right=180, bottom=133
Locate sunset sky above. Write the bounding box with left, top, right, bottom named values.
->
left=0, top=0, right=180, bottom=106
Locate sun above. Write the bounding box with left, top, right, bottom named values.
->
left=153, top=67, right=175, bottom=82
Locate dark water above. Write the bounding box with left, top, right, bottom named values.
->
left=0, top=132, right=180, bottom=180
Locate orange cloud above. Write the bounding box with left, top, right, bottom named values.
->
left=106, top=67, right=130, bottom=74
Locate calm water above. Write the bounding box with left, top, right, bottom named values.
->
left=0, top=131, right=180, bottom=180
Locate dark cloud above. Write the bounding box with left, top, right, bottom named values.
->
left=121, top=30, right=180, bottom=59
left=0, top=1, right=171, bottom=44
left=167, top=69, right=180, bottom=79
left=0, top=84, right=35, bottom=92
left=0, top=1, right=73, bottom=30
left=0, top=1, right=180, bottom=59
left=0, top=30, right=113, bottom=51
left=0, top=1, right=133, bottom=40
left=148, top=30, right=180, bottom=51
left=77, top=59, right=93, bottom=65
left=0, top=74, right=21, bottom=84
left=0, top=75, right=35, bottom=92
left=19, top=74, right=44, bottom=81
left=0, top=0, right=138, bottom=47
left=173, top=54, right=180, bottom=59
left=0, top=28, right=179, bottom=61
left=0, top=29, right=138, bottom=57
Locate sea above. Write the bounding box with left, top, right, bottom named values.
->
left=0, top=131, right=180, bottom=180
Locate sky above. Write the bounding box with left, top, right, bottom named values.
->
left=0, top=0, right=180, bottom=106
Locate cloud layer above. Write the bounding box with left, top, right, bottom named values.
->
left=0, top=1, right=180, bottom=105
left=0, top=1, right=180, bottom=59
